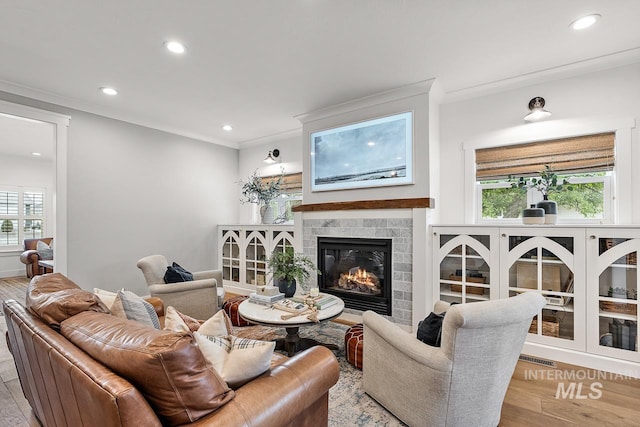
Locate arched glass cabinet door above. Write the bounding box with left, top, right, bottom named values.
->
left=221, top=229, right=241, bottom=287
left=245, top=230, right=268, bottom=287
left=587, top=229, right=639, bottom=360
left=501, top=228, right=585, bottom=351
left=434, top=228, right=498, bottom=304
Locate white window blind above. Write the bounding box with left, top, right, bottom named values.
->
left=0, top=188, right=45, bottom=248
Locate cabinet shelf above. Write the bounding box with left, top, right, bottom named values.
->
left=606, top=263, right=637, bottom=270
left=516, top=258, right=565, bottom=265
left=598, top=310, right=637, bottom=321
left=440, top=279, right=490, bottom=288
left=440, top=290, right=490, bottom=301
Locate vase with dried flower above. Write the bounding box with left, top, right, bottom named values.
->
left=239, top=170, right=283, bottom=224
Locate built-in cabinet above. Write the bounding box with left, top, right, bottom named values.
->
left=432, top=225, right=639, bottom=369
left=218, top=225, right=296, bottom=293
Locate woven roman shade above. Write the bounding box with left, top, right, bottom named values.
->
left=261, top=172, right=302, bottom=193
left=475, top=132, right=615, bottom=181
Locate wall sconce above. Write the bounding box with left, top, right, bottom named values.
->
left=264, top=148, right=280, bottom=164
left=524, top=97, right=551, bottom=122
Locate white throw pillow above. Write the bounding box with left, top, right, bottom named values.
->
left=93, top=288, right=118, bottom=310
left=197, top=309, right=233, bottom=337
left=194, top=333, right=275, bottom=388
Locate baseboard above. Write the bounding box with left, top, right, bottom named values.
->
left=0, top=269, right=25, bottom=279
left=522, top=342, right=640, bottom=378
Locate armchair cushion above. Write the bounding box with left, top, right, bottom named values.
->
left=164, top=262, right=194, bottom=283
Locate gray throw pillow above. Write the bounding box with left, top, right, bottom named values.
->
left=36, top=240, right=54, bottom=260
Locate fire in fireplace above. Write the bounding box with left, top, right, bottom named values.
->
left=317, top=237, right=391, bottom=315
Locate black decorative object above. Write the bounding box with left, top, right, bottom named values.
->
left=536, top=195, right=558, bottom=224
left=522, top=204, right=545, bottom=225
left=277, top=279, right=296, bottom=297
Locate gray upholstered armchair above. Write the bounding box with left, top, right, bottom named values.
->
left=136, top=254, right=224, bottom=320
left=363, top=292, right=545, bottom=427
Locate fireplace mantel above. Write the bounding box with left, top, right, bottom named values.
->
left=292, top=197, right=435, bottom=212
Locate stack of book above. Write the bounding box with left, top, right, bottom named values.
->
left=290, top=295, right=339, bottom=310
left=249, top=292, right=285, bottom=306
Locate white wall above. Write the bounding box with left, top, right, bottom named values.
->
left=439, top=62, right=640, bottom=224
left=0, top=153, right=55, bottom=277
left=237, top=134, right=303, bottom=224
left=0, top=91, right=239, bottom=295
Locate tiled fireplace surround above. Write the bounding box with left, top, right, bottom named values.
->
left=296, top=209, right=430, bottom=328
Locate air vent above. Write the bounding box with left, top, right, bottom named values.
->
left=519, top=354, right=556, bottom=367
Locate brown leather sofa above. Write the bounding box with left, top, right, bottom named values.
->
left=19, top=237, right=53, bottom=278
left=3, top=286, right=340, bottom=426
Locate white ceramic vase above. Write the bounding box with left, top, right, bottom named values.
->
left=260, top=205, right=275, bottom=224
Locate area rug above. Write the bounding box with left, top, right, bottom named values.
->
left=233, top=321, right=407, bottom=427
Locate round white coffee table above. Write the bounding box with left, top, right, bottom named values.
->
left=238, top=294, right=344, bottom=356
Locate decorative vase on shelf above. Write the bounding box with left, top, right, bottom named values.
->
left=260, top=205, right=275, bottom=224
left=277, top=279, right=297, bottom=297
left=536, top=195, right=558, bottom=224
left=522, top=205, right=545, bottom=225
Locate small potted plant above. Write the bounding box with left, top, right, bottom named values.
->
left=510, top=165, right=570, bottom=224
left=239, top=170, right=283, bottom=224
left=267, top=247, right=320, bottom=297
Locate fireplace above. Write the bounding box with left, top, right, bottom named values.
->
left=317, top=237, right=392, bottom=315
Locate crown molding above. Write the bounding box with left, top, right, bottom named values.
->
left=0, top=80, right=239, bottom=149
left=238, top=128, right=302, bottom=148
left=443, top=47, right=640, bottom=104
left=295, top=79, right=436, bottom=124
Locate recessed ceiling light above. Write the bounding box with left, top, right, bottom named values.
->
left=165, top=41, right=186, bottom=54
left=31, top=152, right=41, bottom=156
left=367, top=141, right=376, bottom=147
left=570, top=14, right=601, bottom=30
left=222, top=124, right=233, bottom=132
left=100, top=87, right=118, bottom=96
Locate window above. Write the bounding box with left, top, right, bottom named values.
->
left=0, top=187, right=45, bottom=249
left=475, top=133, right=614, bottom=223
left=261, top=173, right=302, bottom=223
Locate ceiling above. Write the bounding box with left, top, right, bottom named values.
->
left=1, top=0, right=639, bottom=150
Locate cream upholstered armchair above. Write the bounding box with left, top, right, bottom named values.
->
left=136, top=255, right=224, bottom=320
left=363, top=292, right=545, bottom=427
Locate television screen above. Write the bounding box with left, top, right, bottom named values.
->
left=310, top=111, right=413, bottom=192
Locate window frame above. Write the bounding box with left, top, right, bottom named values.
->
left=0, top=186, right=46, bottom=251
left=475, top=174, right=612, bottom=224
left=462, top=117, right=635, bottom=225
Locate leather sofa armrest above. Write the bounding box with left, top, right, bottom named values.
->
left=192, top=346, right=339, bottom=426
left=144, top=297, right=165, bottom=318
left=20, top=249, right=40, bottom=265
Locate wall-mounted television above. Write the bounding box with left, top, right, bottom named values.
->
left=310, top=111, right=413, bottom=192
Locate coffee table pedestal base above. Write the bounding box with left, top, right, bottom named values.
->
left=276, top=327, right=339, bottom=357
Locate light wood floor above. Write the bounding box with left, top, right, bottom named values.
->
left=1, top=277, right=639, bottom=426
